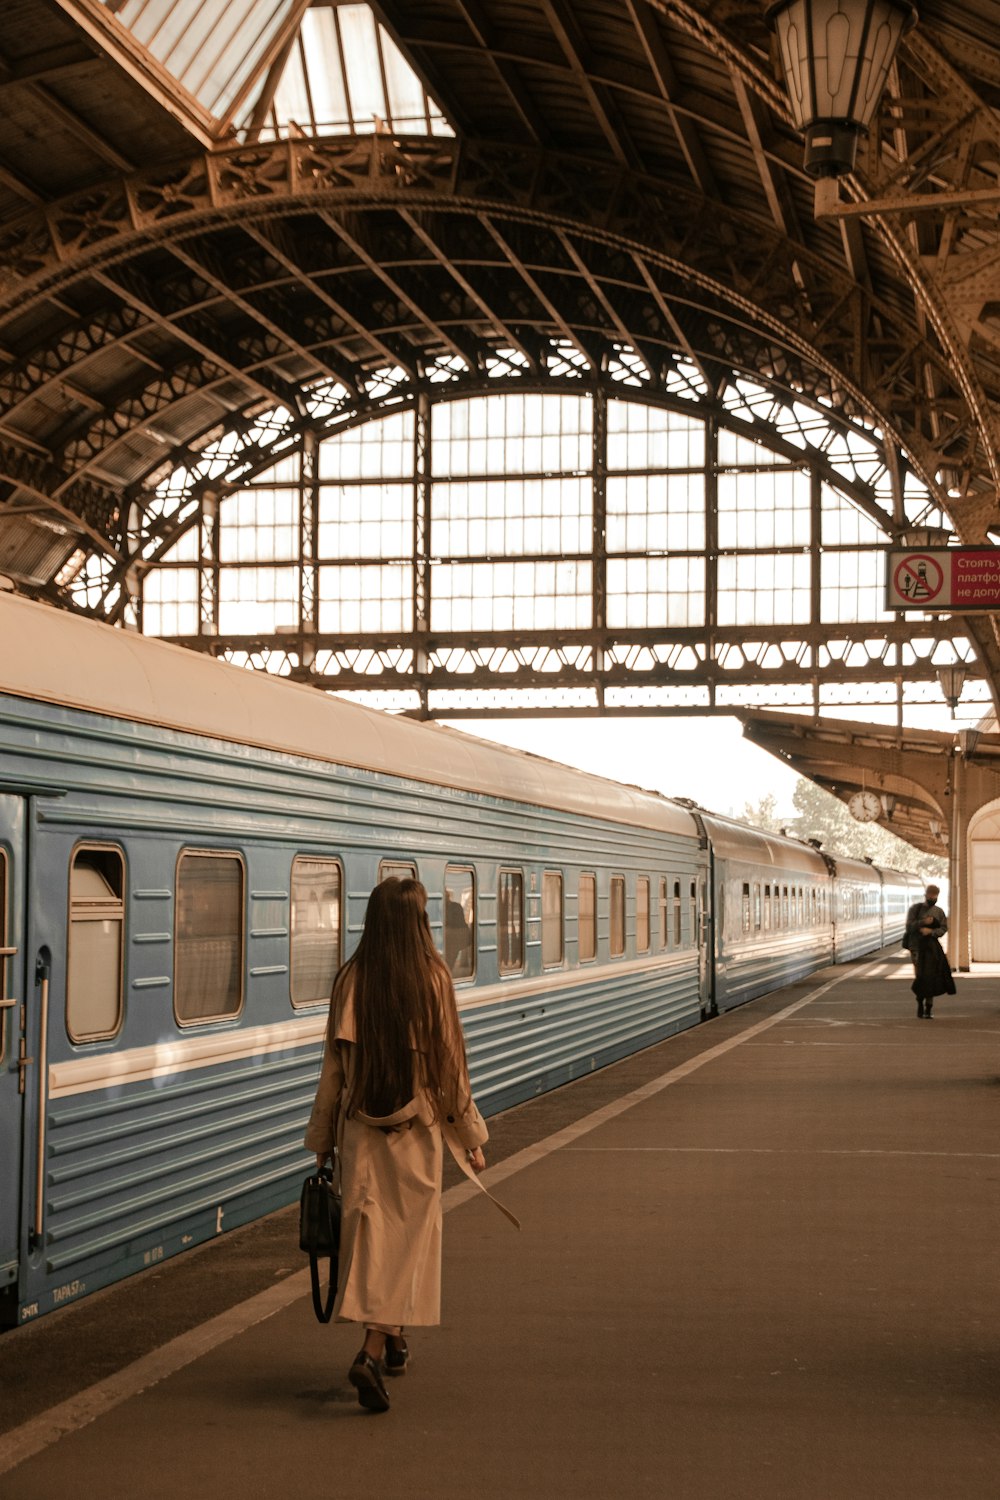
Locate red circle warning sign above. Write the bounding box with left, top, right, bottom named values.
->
left=893, top=553, right=944, bottom=604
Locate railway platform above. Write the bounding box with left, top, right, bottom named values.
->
left=2, top=949, right=999, bottom=1499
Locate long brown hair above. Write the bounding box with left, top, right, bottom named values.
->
left=333, top=877, right=471, bottom=1121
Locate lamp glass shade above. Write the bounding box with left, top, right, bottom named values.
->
left=768, top=0, right=915, bottom=174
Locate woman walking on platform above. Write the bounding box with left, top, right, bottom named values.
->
left=904, top=883, right=955, bottom=1019
left=304, top=877, right=491, bottom=1414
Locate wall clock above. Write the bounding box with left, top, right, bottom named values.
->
left=847, top=790, right=882, bottom=822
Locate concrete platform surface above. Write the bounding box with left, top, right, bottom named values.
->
left=2, top=951, right=1000, bottom=1499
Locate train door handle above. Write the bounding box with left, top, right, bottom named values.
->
left=0, top=997, right=17, bottom=1009
left=17, top=1038, right=34, bottom=1094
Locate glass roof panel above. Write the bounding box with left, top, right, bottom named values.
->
left=101, top=2, right=449, bottom=137
left=103, top=0, right=297, bottom=121
left=259, top=3, right=453, bottom=139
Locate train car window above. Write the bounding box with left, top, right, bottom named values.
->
left=542, top=872, right=564, bottom=967
left=741, top=882, right=751, bottom=935
left=763, top=884, right=771, bottom=931
left=290, top=857, right=342, bottom=1008
left=67, top=847, right=125, bottom=1043
left=610, top=876, right=625, bottom=957
left=175, top=851, right=244, bottom=1025
left=673, top=880, right=682, bottom=946
left=811, top=889, right=818, bottom=925
left=0, top=851, right=6, bottom=1063
left=445, top=866, right=476, bottom=981
left=579, top=873, right=597, bottom=961
left=658, top=878, right=668, bottom=950
left=498, top=869, right=524, bottom=974
left=782, top=886, right=790, bottom=927
left=798, top=887, right=804, bottom=927
left=379, top=861, right=416, bottom=883
left=754, top=883, right=762, bottom=932
left=688, top=880, right=697, bottom=946
left=636, top=878, right=650, bottom=954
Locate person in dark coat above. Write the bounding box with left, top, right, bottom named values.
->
left=904, top=884, right=954, bottom=1018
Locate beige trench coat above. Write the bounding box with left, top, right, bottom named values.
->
left=303, top=979, right=489, bottom=1328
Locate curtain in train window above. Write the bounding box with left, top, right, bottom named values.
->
left=579, top=873, right=596, bottom=961
left=290, top=857, right=341, bottom=1007
left=67, top=847, right=125, bottom=1042
left=498, top=869, right=524, bottom=973
left=610, top=876, right=625, bottom=957
left=542, top=871, right=564, bottom=967
left=175, top=852, right=244, bottom=1023
left=379, top=860, right=416, bottom=882
left=635, top=877, right=650, bottom=953
left=445, top=865, right=476, bottom=980
left=659, top=877, right=668, bottom=950
left=673, top=880, right=682, bottom=945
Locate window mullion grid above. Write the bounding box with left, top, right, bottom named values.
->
left=811, top=461, right=822, bottom=716
left=705, top=413, right=718, bottom=709
left=198, top=491, right=220, bottom=641
left=301, top=430, right=318, bottom=676
left=593, top=387, right=607, bottom=709
left=414, top=391, right=431, bottom=710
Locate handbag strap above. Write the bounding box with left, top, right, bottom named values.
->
left=309, top=1250, right=336, bottom=1323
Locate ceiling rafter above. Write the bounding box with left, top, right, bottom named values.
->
left=538, top=0, right=640, bottom=168
left=478, top=214, right=598, bottom=370
left=313, top=208, right=480, bottom=372
left=624, top=0, right=720, bottom=197
left=396, top=208, right=540, bottom=374
left=241, top=219, right=413, bottom=383
left=446, top=0, right=546, bottom=142
left=165, top=238, right=350, bottom=402
left=92, top=264, right=306, bottom=416
left=15, top=76, right=135, bottom=173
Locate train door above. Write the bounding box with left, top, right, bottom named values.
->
left=0, top=795, right=26, bottom=1293
left=697, top=870, right=713, bottom=1015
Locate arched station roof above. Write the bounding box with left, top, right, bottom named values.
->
left=2, top=0, right=1000, bottom=694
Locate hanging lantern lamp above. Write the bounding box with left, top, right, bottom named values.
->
left=767, top=0, right=918, bottom=178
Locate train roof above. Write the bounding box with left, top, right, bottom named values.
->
left=693, top=808, right=831, bottom=876
left=0, top=592, right=698, bottom=838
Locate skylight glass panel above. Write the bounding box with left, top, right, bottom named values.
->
left=103, top=0, right=295, bottom=120
left=295, top=10, right=350, bottom=130
left=338, top=4, right=386, bottom=124
left=260, top=4, right=452, bottom=138
left=102, top=2, right=450, bottom=138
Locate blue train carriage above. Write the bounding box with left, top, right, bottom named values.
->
left=830, top=855, right=889, bottom=963
left=0, top=592, right=707, bottom=1327
left=697, top=812, right=835, bottom=1013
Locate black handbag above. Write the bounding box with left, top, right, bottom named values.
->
left=299, top=1165, right=341, bottom=1324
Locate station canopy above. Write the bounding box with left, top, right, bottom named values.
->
left=2, top=0, right=1000, bottom=773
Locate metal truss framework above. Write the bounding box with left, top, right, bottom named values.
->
left=122, top=376, right=984, bottom=721
left=2, top=3, right=1000, bottom=716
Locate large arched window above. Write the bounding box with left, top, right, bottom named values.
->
left=130, top=375, right=985, bottom=724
